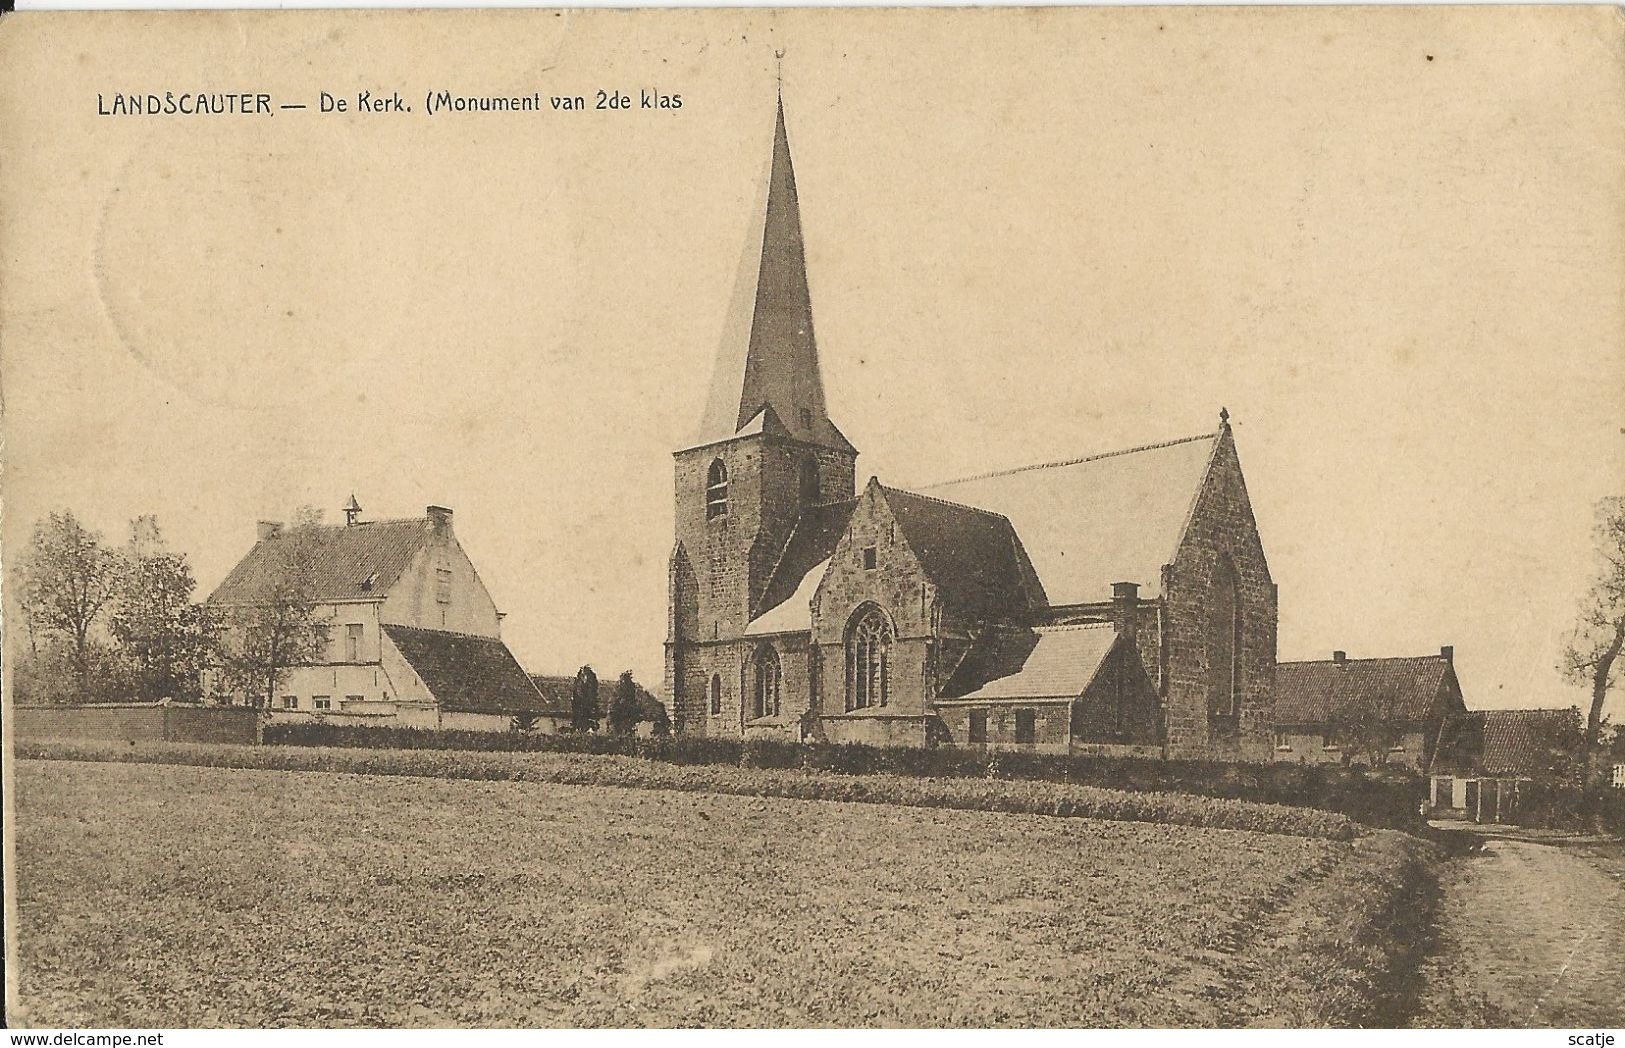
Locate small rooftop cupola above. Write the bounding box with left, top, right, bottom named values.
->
left=689, top=91, right=854, bottom=455
left=343, top=494, right=363, bottom=527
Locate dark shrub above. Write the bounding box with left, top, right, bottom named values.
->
left=261, top=721, right=1425, bottom=830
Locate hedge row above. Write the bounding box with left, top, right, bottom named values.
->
left=19, top=738, right=1362, bottom=841
left=262, top=721, right=1424, bottom=830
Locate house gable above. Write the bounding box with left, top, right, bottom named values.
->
left=379, top=525, right=502, bottom=637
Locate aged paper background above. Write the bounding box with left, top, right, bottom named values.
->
left=1, top=5, right=1621, bottom=714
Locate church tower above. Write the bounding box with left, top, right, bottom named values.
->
left=666, top=96, right=857, bottom=734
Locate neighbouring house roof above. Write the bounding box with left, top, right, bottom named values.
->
left=941, top=623, right=1120, bottom=703
left=1273, top=654, right=1457, bottom=727
left=880, top=486, right=1042, bottom=620
left=528, top=673, right=667, bottom=722
left=1433, top=708, right=1578, bottom=778
left=525, top=675, right=577, bottom=717
left=209, top=518, right=430, bottom=606
left=383, top=625, right=545, bottom=716
left=916, top=432, right=1219, bottom=604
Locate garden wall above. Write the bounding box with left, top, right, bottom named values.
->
left=13, top=704, right=260, bottom=746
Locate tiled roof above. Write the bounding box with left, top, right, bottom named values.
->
left=526, top=674, right=577, bottom=717
left=746, top=557, right=831, bottom=637
left=1434, top=708, right=1578, bottom=778
left=750, top=498, right=860, bottom=630
left=943, top=624, right=1120, bottom=703
left=527, top=673, right=667, bottom=721
left=918, top=433, right=1218, bottom=604
left=209, top=519, right=429, bottom=606
left=1273, top=655, right=1456, bottom=727
left=383, top=625, right=545, bottom=716
left=881, top=486, right=1042, bottom=619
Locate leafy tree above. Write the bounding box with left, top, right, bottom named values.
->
left=212, top=517, right=330, bottom=708
left=570, top=665, right=600, bottom=732
left=109, top=516, right=218, bottom=702
left=1561, top=496, right=1625, bottom=759
left=11, top=637, right=124, bottom=706
left=16, top=510, right=124, bottom=699
left=1325, top=688, right=1408, bottom=768
left=608, top=671, right=642, bottom=736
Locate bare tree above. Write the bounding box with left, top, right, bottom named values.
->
left=1561, top=496, right=1625, bottom=757
left=213, top=517, right=330, bottom=708
left=17, top=510, right=124, bottom=698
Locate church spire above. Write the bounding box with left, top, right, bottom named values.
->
left=690, top=92, right=854, bottom=453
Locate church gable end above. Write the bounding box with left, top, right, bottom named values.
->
left=1161, top=421, right=1278, bottom=760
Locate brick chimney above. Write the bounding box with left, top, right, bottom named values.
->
left=1440, top=645, right=1453, bottom=665
left=1111, top=581, right=1140, bottom=645
left=256, top=520, right=283, bottom=541
left=1332, top=650, right=1347, bottom=664
left=426, top=505, right=453, bottom=539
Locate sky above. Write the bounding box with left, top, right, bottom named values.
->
left=2, top=7, right=1621, bottom=718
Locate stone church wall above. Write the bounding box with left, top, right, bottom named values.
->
left=1161, top=430, right=1277, bottom=761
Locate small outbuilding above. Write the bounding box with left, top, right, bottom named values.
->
left=932, top=623, right=1163, bottom=755
left=1427, top=708, right=1577, bottom=824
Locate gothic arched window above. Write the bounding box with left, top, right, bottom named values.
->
left=846, top=604, right=893, bottom=711
left=1208, top=554, right=1243, bottom=719
left=706, top=459, right=730, bottom=520
left=752, top=646, right=782, bottom=720
left=799, top=455, right=820, bottom=507
left=709, top=673, right=723, bottom=716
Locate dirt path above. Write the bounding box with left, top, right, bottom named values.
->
left=1414, top=837, right=1625, bottom=1027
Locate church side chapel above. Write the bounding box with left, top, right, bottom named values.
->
left=666, top=98, right=1278, bottom=761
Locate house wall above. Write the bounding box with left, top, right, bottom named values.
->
left=1162, top=428, right=1277, bottom=762
left=936, top=702, right=1070, bottom=754
left=381, top=524, right=502, bottom=637
left=263, top=660, right=401, bottom=712
left=1271, top=729, right=1430, bottom=767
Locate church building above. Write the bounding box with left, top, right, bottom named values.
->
left=666, top=99, right=1279, bottom=761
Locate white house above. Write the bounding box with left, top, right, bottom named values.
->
left=207, top=501, right=558, bottom=732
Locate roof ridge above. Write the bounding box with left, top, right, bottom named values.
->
left=382, top=623, right=503, bottom=642
left=1281, top=653, right=1450, bottom=665
left=275, top=516, right=427, bottom=536
left=879, top=483, right=1012, bottom=521
left=919, top=431, right=1218, bottom=489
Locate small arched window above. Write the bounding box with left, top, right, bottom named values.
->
left=752, top=646, right=782, bottom=720
left=1208, top=554, right=1243, bottom=719
left=846, top=604, right=893, bottom=711
left=799, top=455, right=820, bottom=506
left=706, top=459, right=730, bottom=520
left=709, top=674, right=723, bottom=716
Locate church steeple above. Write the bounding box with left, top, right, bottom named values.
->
left=691, top=95, right=854, bottom=454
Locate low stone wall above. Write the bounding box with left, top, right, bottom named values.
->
left=12, top=705, right=260, bottom=745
